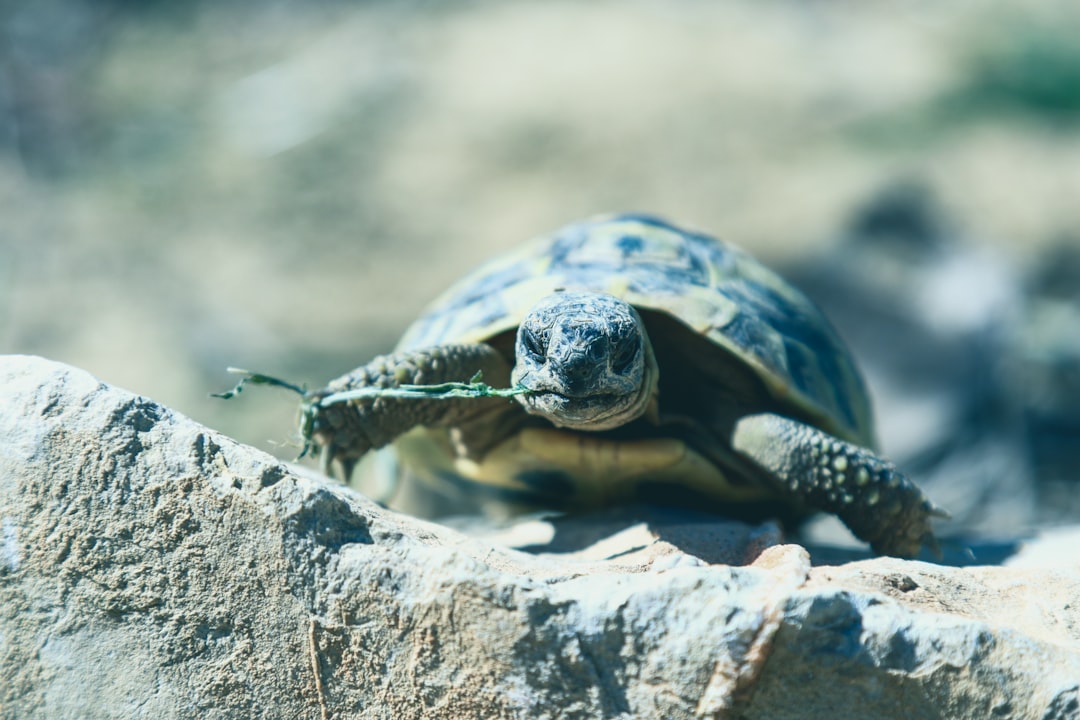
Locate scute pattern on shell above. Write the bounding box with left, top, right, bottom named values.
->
left=397, top=214, right=874, bottom=447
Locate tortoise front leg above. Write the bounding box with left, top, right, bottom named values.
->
left=305, top=343, right=513, bottom=479
left=731, top=413, right=946, bottom=557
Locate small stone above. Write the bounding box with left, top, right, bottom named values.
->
left=885, top=574, right=919, bottom=592
left=835, top=473, right=846, bottom=485
left=867, top=489, right=881, bottom=505
left=833, top=456, right=848, bottom=472
left=856, top=468, right=871, bottom=486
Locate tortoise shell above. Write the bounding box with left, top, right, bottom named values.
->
left=398, top=214, right=874, bottom=449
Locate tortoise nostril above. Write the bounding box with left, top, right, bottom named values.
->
left=564, top=353, right=592, bottom=378
left=558, top=352, right=598, bottom=393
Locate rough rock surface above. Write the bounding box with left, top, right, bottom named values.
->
left=1, top=355, right=1078, bottom=720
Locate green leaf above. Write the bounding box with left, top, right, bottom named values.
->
left=211, top=368, right=308, bottom=400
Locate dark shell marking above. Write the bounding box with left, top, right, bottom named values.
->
left=397, top=214, right=874, bottom=447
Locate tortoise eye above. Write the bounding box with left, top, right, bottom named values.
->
left=586, top=337, right=609, bottom=362
left=520, top=328, right=546, bottom=360
left=610, top=338, right=639, bottom=374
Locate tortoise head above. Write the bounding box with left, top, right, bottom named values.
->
left=511, top=291, right=658, bottom=431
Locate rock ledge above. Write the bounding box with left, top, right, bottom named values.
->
left=1, top=356, right=1077, bottom=720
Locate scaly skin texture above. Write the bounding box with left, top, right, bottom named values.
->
left=511, top=292, right=655, bottom=431
left=732, top=413, right=944, bottom=557
left=305, top=343, right=511, bottom=478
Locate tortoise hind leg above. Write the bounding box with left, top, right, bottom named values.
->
left=731, top=413, right=947, bottom=558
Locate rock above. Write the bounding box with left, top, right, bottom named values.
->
left=2, top=355, right=1078, bottom=720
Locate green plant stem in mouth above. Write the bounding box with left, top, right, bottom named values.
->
left=316, top=381, right=532, bottom=405
left=213, top=367, right=535, bottom=462
left=212, top=367, right=532, bottom=406
left=210, top=367, right=309, bottom=399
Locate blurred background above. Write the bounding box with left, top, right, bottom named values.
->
left=2, top=0, right=1078, bottom=548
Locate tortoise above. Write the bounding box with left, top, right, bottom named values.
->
left=304, top=214, right=944, bottom=557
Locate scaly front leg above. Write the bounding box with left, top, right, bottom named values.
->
left=305, top=343, right=513, bottom=480
left=732, top=413, right=947, bottom=557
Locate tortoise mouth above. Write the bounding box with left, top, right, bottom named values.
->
left=531, top=389, right=618, bottom=403
left=516, top=388, right=638, bottom=430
